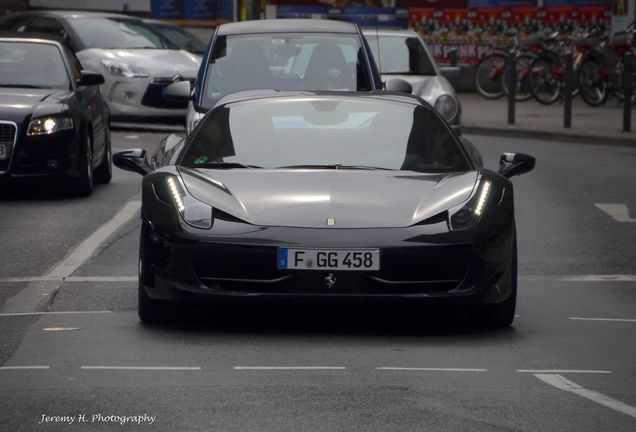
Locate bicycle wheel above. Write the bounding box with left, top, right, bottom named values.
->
left=474, top=54, right=507, bottom=99
left=502, top=54, right=534, bottom=101
left=528, top=56, right=561, bottom=105
left=577, top=57, right=607, bottom=107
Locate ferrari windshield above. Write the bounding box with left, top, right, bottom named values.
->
left=201, top=33, right=373, bottom=109
left=180, top=96, right=470, bottom=172
left=0, top=41, right=69, bottom=89
left=67, top=17, right=172, bottom=49
left=365, top=34, right=436, bottom=76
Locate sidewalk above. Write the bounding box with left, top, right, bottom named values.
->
left=459, top=93, right=636, bottom=146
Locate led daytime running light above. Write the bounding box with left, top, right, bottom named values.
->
left=167, top=177, right=185, bottom=212
left=474, top=180, right=491, bottom=216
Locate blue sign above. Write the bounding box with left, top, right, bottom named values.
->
left=151, top=0, right=184, bottom=19
left=184, top=0, right=216, bottom=20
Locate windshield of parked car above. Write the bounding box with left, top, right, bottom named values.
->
left=365, top=34, right=437, bottom=76
left=147, top=23, right=206, bottom=54
left=200, top=33, right=373, bottom=109
left=67, top=17, right=171, bottom=49
left=180, top=97, right=470, bottom=172
left=0, top=41, right=69, bottom=89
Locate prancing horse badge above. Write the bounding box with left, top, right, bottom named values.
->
left=324, top=273, right=336, bottom=288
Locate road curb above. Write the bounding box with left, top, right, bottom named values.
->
left=461, top=125, right=636, bottom=147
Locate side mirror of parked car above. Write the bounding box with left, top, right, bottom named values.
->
left=77, top=70, right=105, bottom=86
left=440, top=66, right=460, bottom=79
left=113, top=148, right=154, bottom=176
left=498, top=152, right=536, bottom=178
left=163, top=80, right=192, bottom=102
left=385, top=78, right=412, bottom=94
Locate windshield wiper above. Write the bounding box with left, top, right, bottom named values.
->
left=279, top=164, right=391, bottom=170
left=193, top=162, right=262, bottom=169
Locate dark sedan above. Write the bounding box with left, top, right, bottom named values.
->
left=0, top=36, right=110, bottom=195
left=114, top=90, right=534, bottom=326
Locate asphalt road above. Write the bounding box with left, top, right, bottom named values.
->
left=0, top=131, right=635, bottom=432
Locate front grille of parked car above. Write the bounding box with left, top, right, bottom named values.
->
left=192, top=244, right=472, bottom=295
left=0, top=121, right=17, bottom=173
left=141, top=77, right=195, bottom=109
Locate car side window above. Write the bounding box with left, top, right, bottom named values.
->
left=26, top=17, right=67, bottom=39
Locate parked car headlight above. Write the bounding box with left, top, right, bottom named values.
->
left=434, top=94, right=458, bottom=122
left=448, top=179, right=492, bottom=231
left=166, top=176, right=213, bottom=229
left=101, top=59, right=149, bottom=78
left=27, top=116, right=74, bottom=136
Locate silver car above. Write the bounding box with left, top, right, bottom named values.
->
left=363, top=29, right=461, bottom=125
left=0, top=11, right=201, bottom=121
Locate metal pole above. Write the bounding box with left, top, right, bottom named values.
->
left=564, top=50, right=573, bottom=129
left=623, top=51, right=633, bottom=133
left=508, top=50, right=516, bottom=125
left=449, top=48, right=457, bottom=68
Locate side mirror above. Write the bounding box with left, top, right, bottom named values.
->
left=163, top=80, right=192, bottom=102
left=385, top=78, right=412, bottom=94
left=113, top=148, right=153, bottom=176
left=498, top=152, right=535, bottom=178
left=440, top=66, right=460, bottom=79
left=77, top=70, right=105, bottom=86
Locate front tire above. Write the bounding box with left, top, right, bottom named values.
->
left=476, top=236, right=518, bottom=327
left=94, top=125, right=112, bottom=184
left=138, top=224, right=184, bottom=324
left=72, top=128, right=94, bottom=197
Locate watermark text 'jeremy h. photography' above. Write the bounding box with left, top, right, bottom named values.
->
left=38, top=413, right=156, bottom=426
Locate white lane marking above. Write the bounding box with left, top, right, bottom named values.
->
left=0, top=311, right=111, bottom=317
left=534, top=374, right=636, bottom=419
left=124, top=135, right=140, bottom=139
left=42, top=327, right=81, bottom=331
left=559, top=275, right=636, bottom=282
left=376, top=367, right=487, bottom=372
left=0, top=276, right=137, bottom=283
left=594, top=203, right=636, bottom=223
left=234, top=366, right=347, bottom=370
left=1, top=200, right=140, bottom=314
left=518, top=370, right=611, bottom=374
left=0, top=366, right=50, bottom=370
left=46, top=201, right=141, bottom=279
left=570, top=317, right=636, bottom=322
left=81, top=366, right=201, bottom=371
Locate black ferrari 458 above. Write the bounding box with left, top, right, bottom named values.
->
left=114, top=90, right=535, bottom=326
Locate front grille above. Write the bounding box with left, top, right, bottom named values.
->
left=0, top=121, right=17, bottom=172
left=141, top=77, right=195, bottom=109
left=192, top=244, right=471, bottom=295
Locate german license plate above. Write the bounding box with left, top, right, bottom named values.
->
left=0, top=144, right=6, bottom=160
left=277, top=248, right=380, bottom=271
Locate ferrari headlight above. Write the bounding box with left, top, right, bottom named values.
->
left=27, top=116, right=74, bottom=136
left=449, top=180, right=491, bottom=231
left=101, top=58, right=149, bottom=78
left=166, top=176, right=213, bottom=229
left=434, top=94, right=458, bottom=122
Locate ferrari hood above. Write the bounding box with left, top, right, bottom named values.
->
left=80, top=48, right=201, bottom=77
left=179, top=168, right=478, bottom=229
